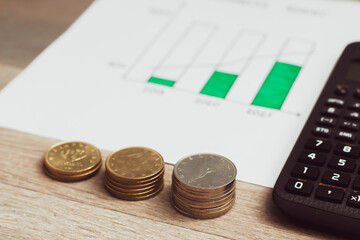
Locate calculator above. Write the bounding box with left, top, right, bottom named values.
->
left=273, top=42, right=360, bottom=236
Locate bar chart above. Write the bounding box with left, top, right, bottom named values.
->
left=200, top=32, right=264, bottom=99
left=124, top=21, right=315, bottom=113
left=148, top=23, right=216, bottom=87
left=252, top=39, right=314, bottom=110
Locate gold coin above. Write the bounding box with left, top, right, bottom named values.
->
left=44, top=160, right=102, bottom=178
left=105, top=147, right=164, bottom=181
left=43, top=162, right=101, bottom=182
left=105, top=180, right=164, bottom=201
left=44, top=141, right=102, bottom=175
left=106, top=166, right=165, bottom=185
left=105, top=172, right=163, bottom=190
left=105, top=175, right=163, bottom=194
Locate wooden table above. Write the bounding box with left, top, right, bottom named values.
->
left=0, top=1, right=351, bottom=239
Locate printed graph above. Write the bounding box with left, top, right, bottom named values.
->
left=122, top=20, right=315, bottom=113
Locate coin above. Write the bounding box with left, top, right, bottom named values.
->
left=104, top=146, right=165, bottom=201
left=105, top=180, right=164, bottom=201
left=172, top=188, right=235, bottom=209
left=105, top=171, right=164, bottom=189
left=171, top=153, right=237, bottom=219
left=106, top=147, right=164, bottom=181
left=173, top=194, right=235, bottom=214
left=105, top=175, right=163, bottom=194
left=44, top=141, right=102, bottom=175
left=174, top=153, right=236, bottom=190
left=172, top=174, right=235, bottom=197
left=43, top=141, right=102, bottom=182
left=171, top=196, right=235, bottom=219
left=43, top=162, right=101, bottom=182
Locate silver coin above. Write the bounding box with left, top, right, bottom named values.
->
left=173, top=153, right=237, bottom=189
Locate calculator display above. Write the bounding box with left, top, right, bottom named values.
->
left=346, top=61, right=360, bottom=82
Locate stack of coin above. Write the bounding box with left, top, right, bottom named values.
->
left=104, top=147, right=165, bottom=201
left=43, top=141, right=102, bottom=182
left=171, top=153, right=237, bottom=219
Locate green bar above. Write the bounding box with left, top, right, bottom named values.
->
left=148, top=76, right=175, bottom=87
left=252, top=62, right=301, bottom=110
left=200, top=71, right=238, bottom=98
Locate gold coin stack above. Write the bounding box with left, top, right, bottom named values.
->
left=104, top=147, right=165, bottom=201
left=43, top=141, right=102, bottom=182
left=171, top=153, right=237, bottom=219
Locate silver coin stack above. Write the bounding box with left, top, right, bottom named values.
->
left=171, top=153, right=237, bottom=219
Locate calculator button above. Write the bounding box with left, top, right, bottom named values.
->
left=340, top=121, right=359, bottom=131
left=322, top=170, right=350, bottom=187
left=317, top=116, right=336, bottom=127
left=354, top=88, right=360, bottom=98
left=335, top=130, right=356, bottom=142
left=315, top=185, right=344, bottom=203
left=285, top=178, right=313, bottom=196
left=305, top=138, right=332, bottom=152
left=347, top=192, right=360, bottom=208
left=328, top=157, right=356, bottom=172
left=291, top=164, right=319, bottom=180
left=344, top=111, right=360, bottom=121
left=299, top=151, right=326, bottom=166
left=312, top=126, right=332, bottom=137
left=349, top=102, right=360, bottom=111
left=353, top=176, right=360, bottom=190
left=326, top=98, right=345, bottom=108
left=334, top=84, right=348, bottom=96
left=334, top=144, right=360, bottom=158
left=321, top=107, right=341, bottom=117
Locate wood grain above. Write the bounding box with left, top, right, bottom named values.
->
left=0, top=0, right=93, bottom=68
left=0, top=0, right=355, bottom=239
left=0, top=127, right=347, bottom=239
left=0, top=64, right=21, bottom=90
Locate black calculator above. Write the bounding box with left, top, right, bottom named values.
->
left=273, top=42, right=360, bottom=236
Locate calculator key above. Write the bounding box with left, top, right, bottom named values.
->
left=326, top=98, right=345, bottom=108
left=299, top=151, right=326, bottom=166
left=349, top=102, right=360, bottom=111
left=353, top=176, right=360, bottom=190
left=305, top=138, right=332, bottom=152
left=344, top=111, right=360, bottom=121
left=335, top=130, right=356, bottom=142
left=334, top=144, right=360, bottom=158
left=312, top=126, right=332, bottom=137
left=334, top=84, right=348, bottom=96
left=321, top=107, right=341, bottom=117
left=285, top=178, right=313, bottom=196
left=340, top=121, right=359, bottom=131
left=322, top=170, right=350, bottom=187
left=315, top=185, right=344, bottom=203
left=347, top=192, right=360, bottom=208
left=354, top=88, right=360, bottom=98
left=328, top=157, right=356, bottom=172
left=317, top=116, right=336, bottom=127
left=291, top=164, right=319, bottom=180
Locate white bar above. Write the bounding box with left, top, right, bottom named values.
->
left=278, top=39, right=315, bottom=66
left=217, top=32, right=264, bottom=75
left=153, top=23, right=216, bottom=81
left=124, top=14, right=178, bottom=81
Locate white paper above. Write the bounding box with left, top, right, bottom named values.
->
left=1, top=0, right=360, bottom=188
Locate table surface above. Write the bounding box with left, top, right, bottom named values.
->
left=0, top=1, right=352, bottom=239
